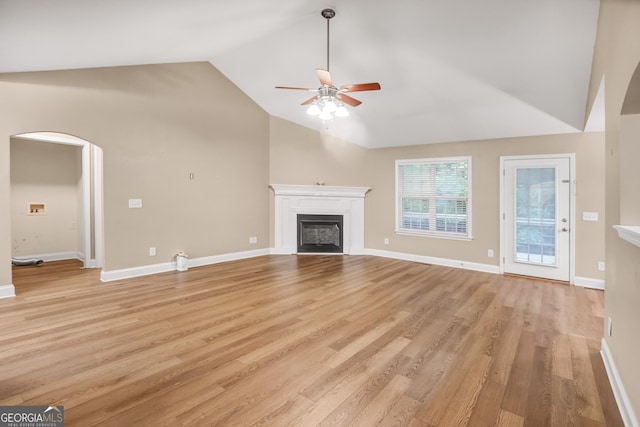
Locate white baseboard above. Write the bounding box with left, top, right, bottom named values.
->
left=0, top=284, right=16, bottom=299
left=188, top=249, right=271, bottom=268
left=100, top=248, right=271, bottom=282
left=575, top=276, right=605, bottom=290
left=601, top=338, right=639, bottom=427
left=270, top=248, right=293, bottom=255
left=97, top=247, right=593, bottom=290
left=364, top=248, right=501, bottom=274
left=12, top=251, right=81, bottom=263
left=100, top=261, right=175, bottom=282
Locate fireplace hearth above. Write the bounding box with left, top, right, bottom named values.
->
left=297, top=214, right=343, bottom=253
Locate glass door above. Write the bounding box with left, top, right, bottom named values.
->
left=503, top=157, right=571, bottom=281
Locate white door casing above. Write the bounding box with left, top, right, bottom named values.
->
left=500, top=155, right=575, bottom=282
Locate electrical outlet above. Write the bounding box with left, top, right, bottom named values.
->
left=607, top=317, right=613, bottom=336
left=487, top=249, right=494, bottom=258
left=598, top=261, right=605, bottom=272
left=249, top=236, right=257, bottom=244
left=149, top=247, right=156, bottom=256
left=384, top=238, right=389, bottom=245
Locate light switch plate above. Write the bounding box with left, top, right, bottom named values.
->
left=582, top=212, right=598, bottom=221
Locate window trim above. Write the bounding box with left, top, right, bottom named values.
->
left=395, top=156, right=473, bottom=240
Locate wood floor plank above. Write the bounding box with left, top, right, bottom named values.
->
left=467, top=378, right=507, bottom=427
left=325, top=310, right=411, bottom=368
left=316, top=353, right=411, bottom=427
left=570, top=334, right=606, bottom=424
left=377, top=394, right=422, bottom=426
left=0, top=256, right=623, bottom=426
left=496, top=409, right=525, bottom=426
left=551, top=374, right=577, bottom=426
left=346, top=374, right=412, bottom=426
left=523, top=345, right=553, bottom=426
left=499, top=330, right=537, bottom=416
left=589, top=349, right=625, bottom=426
left=292, top=337, right=411, bottom=426
left=428, top=353, right=493, bottom=426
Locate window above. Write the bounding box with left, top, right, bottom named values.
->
left=396, top=156, right=472, bottom=239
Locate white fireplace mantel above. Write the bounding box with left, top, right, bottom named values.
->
left=270, top=184, right=371, bottom=254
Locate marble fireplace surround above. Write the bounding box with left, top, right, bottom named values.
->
left=270, top=184, right=371, bottom=255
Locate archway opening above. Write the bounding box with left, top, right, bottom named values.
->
left=10, top=132, right=104, bottom=276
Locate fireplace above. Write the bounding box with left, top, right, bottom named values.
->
left=297, top=214, right=343, bottom=253
left=270, top=184, right=370, bottom=255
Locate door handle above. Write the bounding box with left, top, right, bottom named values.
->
left=561, top=227, right=569, bottom=232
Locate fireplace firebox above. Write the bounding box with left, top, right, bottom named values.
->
left=297, top=214, right=344, bottom=253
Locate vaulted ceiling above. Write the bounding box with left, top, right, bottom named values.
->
left=0, top=0, right=601, bottom=148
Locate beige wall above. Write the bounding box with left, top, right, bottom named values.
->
left=268, top=117, right=371, bottom=246
left=10, top=138, right=81, bottom=257
left=619, top=114, right=640, bottom=224
left=364, top=133, right=605, bottom=280
left=591, top=0, right=640, bottom=419
left=268, top=116, right=605, bottom=280
left=269, top=117, right=371, bottom=187
left=0, top=62, right=270, bottom=282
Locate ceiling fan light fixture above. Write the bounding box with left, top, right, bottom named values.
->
left=334, top=105, right=349, bottom=117
left=323, top=99, right=338, bottom=113
left=319, top=110, right=333, bottom=121
left=306, top=104, right=321, bottom=115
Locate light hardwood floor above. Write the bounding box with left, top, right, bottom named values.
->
left=1, top=255, right=623, bottom=426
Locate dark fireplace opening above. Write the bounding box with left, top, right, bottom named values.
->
left=297, top=214, right=344, bottom=253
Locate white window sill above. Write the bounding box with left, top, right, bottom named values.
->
left=613, top=225, right=640, bottom=248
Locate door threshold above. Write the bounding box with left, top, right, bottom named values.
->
left=503, top=272, right=570, bottom=285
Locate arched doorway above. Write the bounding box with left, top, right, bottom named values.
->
left=10, top=132, right=104, bottom=271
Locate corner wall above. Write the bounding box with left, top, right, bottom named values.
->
left=269, top=117, right=605, bottom=283
left=589, top=0, right=640, bottom=423
left=0, top=62, right=270, bottom=286
left=365, top=132, right=605, bottom=281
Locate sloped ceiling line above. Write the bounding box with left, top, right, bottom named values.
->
left=0, top=0, right=601, bottom=148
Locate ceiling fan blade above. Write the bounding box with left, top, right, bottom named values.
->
left=301, top=96, right=319, bottom=106
left=316, top=69, right=333, bottom=87
left=275, top=86, right=315, bottom=91
left=339, top=82, right=381, bottom=92
left=339, top=94, right=362, bottom=107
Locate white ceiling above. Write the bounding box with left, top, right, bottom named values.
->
left=0, top=0, right=601, bottom=148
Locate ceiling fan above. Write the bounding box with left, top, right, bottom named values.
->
left=275, top=8, right=381, bottom=120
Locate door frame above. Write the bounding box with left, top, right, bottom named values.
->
left=12, top=132, right=104, bottom=269
left=499, top=153, right=576, bottom=283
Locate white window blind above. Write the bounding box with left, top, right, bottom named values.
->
left=396, top=157, right=472, bottom=239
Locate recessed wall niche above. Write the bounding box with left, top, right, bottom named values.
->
left=28, top=203, right=46, bottom=215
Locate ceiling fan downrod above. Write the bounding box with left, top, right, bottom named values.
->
left=321, top=8, right=335, bottom=74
